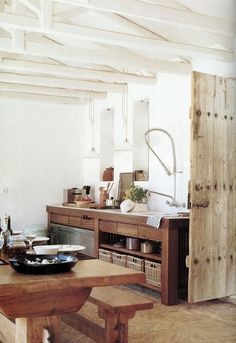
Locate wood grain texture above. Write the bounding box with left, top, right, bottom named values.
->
left=15, top=316, right=61, bottom=343
left=0, top=313, right=15, bottom=343
left=63, top=286, right=153, bottom=343
left=88, top=286, right=153, bottom=313
left=61, top=286, right=236, bottom=343
left=189, top=71, right=236, bottom=302
left=2, top=288, right=236, bottom=343
left=0, top=260, right=145, bottom=318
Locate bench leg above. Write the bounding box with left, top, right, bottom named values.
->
left=98, top=308, right=135, bottom=343
left=15, top=316, right=61, bottom=343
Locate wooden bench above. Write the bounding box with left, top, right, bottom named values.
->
left=63, top=286, right=154, bottom=343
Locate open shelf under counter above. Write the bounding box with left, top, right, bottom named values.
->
left=47, top=204, right=189, bottom=306
left=100, top=243, right=162, bottom=262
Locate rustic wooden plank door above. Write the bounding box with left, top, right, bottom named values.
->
left=189, top=71, right=236, bottom=303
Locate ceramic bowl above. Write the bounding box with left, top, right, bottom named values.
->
left=34, top=245, right=59, bottom=255
left=120, top=199, right=135, bottom=213
left=9, top=254, right=78, bottom=274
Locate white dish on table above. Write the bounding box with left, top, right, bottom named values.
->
left=50, top=245, right=85, bottom=253
left=34, top=245, right=59, bottom=255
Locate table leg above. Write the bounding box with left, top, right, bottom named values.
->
left=15, top=315, right=61, bottom=343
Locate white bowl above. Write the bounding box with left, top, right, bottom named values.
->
left=120, top=199, right=135, bottom=213
left=34, top=245, right=59, bottom=255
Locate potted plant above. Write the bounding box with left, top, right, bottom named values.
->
left=125, top=185, right=149, bottom=212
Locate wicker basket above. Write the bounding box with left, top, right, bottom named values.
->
left=112, top=252, right=127, bottom=267
left=127, top=255, right=144, bottom=272
left=98, top=249, right=113, bottom=263
left=144, top=260, right=161, bottom=287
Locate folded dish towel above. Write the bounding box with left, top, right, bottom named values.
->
left=146, top=213, right=177, bottom=228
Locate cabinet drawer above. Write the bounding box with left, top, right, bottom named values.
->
left=81, top=218, right=94, bottom=229
left=117, top=223, right=137, bottom=236
left=100, top=221, right=117, bottom=233
left=68, top=216, right=82, bottom=227
left=50, top=214, right=68, bottom=225
left=138, top=226, right=162, bottom=240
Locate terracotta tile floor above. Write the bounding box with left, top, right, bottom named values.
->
left=61, top=286, right=236, bottom=343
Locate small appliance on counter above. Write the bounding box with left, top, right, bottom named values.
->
left=66, top=188, right=82, bottom=203
left=63, top=186, right=97, bottom=208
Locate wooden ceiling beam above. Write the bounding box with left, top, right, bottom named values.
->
left=0, top=71, right=124, bottom=92
left=89, top=11, right=163, bottom=39
left=0, top=0, right=5, bottom=11
left=0, top=81, right=106, bottom=99
left=0, top=38, right=192, bottom=74
left=55, top=0, right=236, bottom=36
left=0, top=90, right=88, bottom=104
left=17, top=0, right=40, bottom=16
left=0, top=12, right=232, bottom=62
left=0, top=59, right=157, bottom=84
left=11, top=30, right=24, bottom=51
left=53, top=7, right=88, bottom=22
left=40, top=0, right=53, bottom=28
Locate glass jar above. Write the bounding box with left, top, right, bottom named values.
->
left=7, top=235, right=27, bottom=257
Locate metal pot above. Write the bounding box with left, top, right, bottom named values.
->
left=105, top=199, right=120, bottom=208
left=126, top=238, right=140, bottom=251
left=141, top=241, right=154, bottom=254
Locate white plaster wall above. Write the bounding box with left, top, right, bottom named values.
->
left=0, top=98, right=85, bottom=230
left=192, top=59, right=236, bottom=78
left=83, top=74, right=191, bottom=211
left=147, top=73, right=191, bottom=212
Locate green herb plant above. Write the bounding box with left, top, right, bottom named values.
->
left=125, top=185, right=149, bottom=203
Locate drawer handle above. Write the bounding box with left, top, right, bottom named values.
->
left=82, top=215, right=92, bottom=220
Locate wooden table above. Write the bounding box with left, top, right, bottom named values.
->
left=0, top=259, right=145, bottom=343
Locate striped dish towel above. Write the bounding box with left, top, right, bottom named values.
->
left=146, top=214, right=177, bottom=228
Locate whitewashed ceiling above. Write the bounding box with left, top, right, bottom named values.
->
left=0, top=0, right=235, bottom=102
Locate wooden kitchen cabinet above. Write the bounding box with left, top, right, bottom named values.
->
left=47, top=205, right=189, bottom=305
